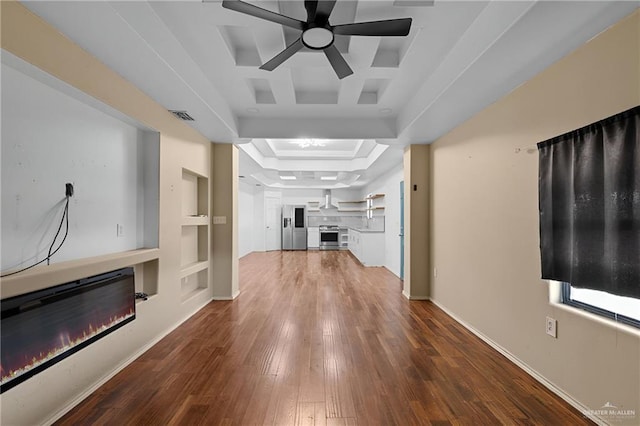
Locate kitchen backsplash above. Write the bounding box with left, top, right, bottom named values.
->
left=307, top=215, right=385, bottom=232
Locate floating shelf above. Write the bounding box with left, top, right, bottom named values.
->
left=366, top=193, right=385, bottom=200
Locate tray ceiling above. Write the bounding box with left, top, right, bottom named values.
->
left=19, top=0, right=638, bottom=188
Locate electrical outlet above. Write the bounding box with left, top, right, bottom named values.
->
left=213, top=216, right=227, bottom=225
left=546, top=316, right=557, bottom=338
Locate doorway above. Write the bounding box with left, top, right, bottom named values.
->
left=265, top=196, right=281, bottom=251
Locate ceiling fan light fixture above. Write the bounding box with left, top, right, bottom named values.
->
left=302, top=27, right=334, bottom=50
left=222, top=0, right=412, bottom=79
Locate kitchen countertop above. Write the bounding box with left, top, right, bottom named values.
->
left=311, top=225, right=384, bottom=233
left=348, top=227, right=384, bottom=233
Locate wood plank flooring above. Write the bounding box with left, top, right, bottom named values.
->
left=56, top=251, right=592, bottom=425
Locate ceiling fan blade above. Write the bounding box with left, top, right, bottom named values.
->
left=304, top=0, right=317, bottom=22
left=315, top=1, right=337, bottom=23
left=304, top=0, right=336, bottom=24
left=260, top=38, right=304, bottom=71
left=323, top=45, right=353, bottom=79
left=333, top=18, right=412, bottom=36
left=222, top=0, right=304, bottom=31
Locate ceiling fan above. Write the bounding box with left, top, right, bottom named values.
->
left=221, top=0, right=412, bottom=79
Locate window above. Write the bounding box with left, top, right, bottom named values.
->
left=561, top=283, right=640, bottom=328
left=538, top=106, right=639, bottom=327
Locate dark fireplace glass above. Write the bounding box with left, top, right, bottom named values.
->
left=1, top=267, right=135, bottom=393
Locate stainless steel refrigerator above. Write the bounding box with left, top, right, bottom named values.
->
left=282, top=205, right=307, bottom=250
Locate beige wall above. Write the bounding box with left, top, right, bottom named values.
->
left=1, top=2, right=217, bottom=424
left=430, top=10, right=639, bottom=422
left=403, top=145, right=431, bottom=299
left=211, top=143, right=239, bottom=299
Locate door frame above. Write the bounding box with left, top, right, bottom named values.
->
left=400, top=180, right=405, bottom=280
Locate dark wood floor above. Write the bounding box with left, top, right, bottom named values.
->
left=56, top=251, right=592, bottom=425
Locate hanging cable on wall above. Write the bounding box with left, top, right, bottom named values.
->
left=1, top=183, right=74, bottom=278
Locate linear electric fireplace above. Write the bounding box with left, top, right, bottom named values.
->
left=1, top=267, right=135, bottom=393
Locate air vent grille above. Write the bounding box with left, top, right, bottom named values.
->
left=169, top=110, right=195, bottom=121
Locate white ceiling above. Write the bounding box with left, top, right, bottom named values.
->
left=20, top=0, right=638, bottom=189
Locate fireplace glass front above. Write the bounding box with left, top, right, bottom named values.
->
left=1, top=267, right=135, bottom=393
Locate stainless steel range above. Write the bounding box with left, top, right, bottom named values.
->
left=319, top=225, right=339, bottom=250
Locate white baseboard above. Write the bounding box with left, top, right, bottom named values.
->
left=429, top=299, right=606, bottom=426
left=402, top=290, right=429, bottom=300
left=212, top=289, right=239, bottom=300
left=47, top=297, right=213, bottom=425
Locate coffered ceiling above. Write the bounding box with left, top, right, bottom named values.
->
left=20, top=0, right=638, bottom=188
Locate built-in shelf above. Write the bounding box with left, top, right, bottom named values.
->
left=181, top=168, right=209, bottom=302
left=182, top=169, right=208, bottom=217
left=135, top=258, right=159, bottom=299
left=180, top=260, right=209, bottom=278
left=180, top=285, right=208, bottom=303
left=0, top=248, right=160, bottom=300
left=182, top=216, right=209, bottom=226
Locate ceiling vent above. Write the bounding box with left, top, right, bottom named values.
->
left=169, top=110, right=195, bottom=121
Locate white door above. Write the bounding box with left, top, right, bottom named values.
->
left=265, top=196, right=281, bottom=251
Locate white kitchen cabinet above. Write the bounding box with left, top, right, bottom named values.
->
left=339, top=228, right=349, bottom=250
left=349, top=230, right=361, bottom=259
left=348, top=229, right=384, bottom=266
left=307, top=227, right=319, bottom=249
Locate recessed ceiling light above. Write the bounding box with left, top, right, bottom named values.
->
left=239, top=175, right=245, bottom=178
left=380, top=108, right=392, bottom=114
left=320, top=176, right=338, bottom=181
left=290, top=139, right=326, bottom=148
left=246, top=108, right=259, bottom=113
left=279, top=175, right=297, bottom=180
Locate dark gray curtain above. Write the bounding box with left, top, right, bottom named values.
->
left=538, top=106, right=640, bottom=299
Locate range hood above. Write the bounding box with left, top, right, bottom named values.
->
left=320, top=189, right=338, bottom=210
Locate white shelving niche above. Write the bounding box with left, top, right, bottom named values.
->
left=180, top=168, right=210, bottom=302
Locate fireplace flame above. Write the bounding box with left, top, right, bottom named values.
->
left=1, top=308, right=134, bottom=386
